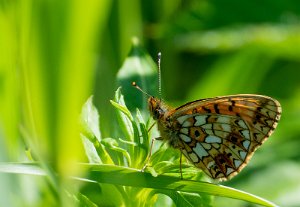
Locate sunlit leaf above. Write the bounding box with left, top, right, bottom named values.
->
left=116, top=38, right=158, bottom=112
left=0, top=163, right=278, bottom=207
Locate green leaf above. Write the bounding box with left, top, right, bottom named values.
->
left=101, top=138, right=131, bottom=166
left=135, top=108, right=149, bottom=163
left=118, top=138, right=138, bottom=147
left=84, top=164, right=278, bottom=207
left=154, top=190, right=212, bottom=207
left=77, top=193, right=99, bottom=207
left=111, top=87, right=143, bottom=168
left=0, top=163, right=278, bottom=207
left=116, top=38, right=158, bottom=112
left=80, top=96, right=113, bottom=164
left=81, top=134, right=101, bottom=164
left=110, top=100, right=133, bottom=122
left=111, top=88, right=134, bottom=142
left=136, top=108, right=149, bottom=146
left=80, top=96, right=101, bottom=142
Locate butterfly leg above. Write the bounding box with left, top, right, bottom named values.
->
left=147, top=122, right=156, bottom=132
left=137, top=122, right=156, bottom=138
left=141, top=136, right=163, bottom=172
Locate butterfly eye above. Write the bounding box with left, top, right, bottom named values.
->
left=153, top=109, right=159, bottom=117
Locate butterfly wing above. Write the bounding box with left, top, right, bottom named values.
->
left=170, top=94, right=281, bottom=180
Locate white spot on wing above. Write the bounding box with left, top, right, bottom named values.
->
left=182, top=149, right=190, bottom=161
left=193, top=143, right=209, bottom=159
left=177, top=115, right=190, bottom=124
left=221, top=124, right=231, bottom=132
left=189, top=153, right=199, bottom=163
left=241, top=130, right=250, bottom=139
left=217, top=116, right=231, bottom=124
left=180, top=128, right=189, bottom=135
left=238, top=120, right=247, bottom=129
left=205, top=135, right=222, bottom=143
left=179, top=134, right=191, bottom=142
left=202, top=124, right=212, bottom=129
left=194, top=115, right=207, bottom=126
left=226, top=167, right=234, bottom=175
left=202, top=143, right=212, bottom=150
left=205, top=129, right=213, bottom=135
left=243, top=140, right=250, bottom=149
left=182, top=120, right=192, bottom=127
left=234, top=160, right=242, bottom=168
left=239, top=151, right=247, bottom=160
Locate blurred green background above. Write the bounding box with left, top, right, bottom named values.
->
left=1, top=0, right=300, bottom=206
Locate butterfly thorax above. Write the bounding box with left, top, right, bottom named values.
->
left=148, top=97, right=182, bottom=148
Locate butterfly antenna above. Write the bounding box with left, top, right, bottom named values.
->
left=157, top=52, right=162, bottom=98
left=132, top=82, right=152, bottom=97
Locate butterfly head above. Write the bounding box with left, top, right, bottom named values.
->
left=148, top=96, right=167, bottom=120
left=132, top=82, right=168, bottom=120
left=132, top=53, right=167, bottom=120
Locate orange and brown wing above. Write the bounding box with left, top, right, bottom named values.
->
left=170, top=94, right=281, bottom=180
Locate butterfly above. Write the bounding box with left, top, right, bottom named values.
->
left=132, top=55, right=281, bottom=181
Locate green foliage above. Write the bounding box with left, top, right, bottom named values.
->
left=0, top=87, right=278, bottom=206
left=1, top=0, right=300, bottom=206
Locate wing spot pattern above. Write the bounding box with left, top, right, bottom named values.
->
left=193, top=143, right=209, bottom=159
left=169, top=94, right=281, bottom=180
